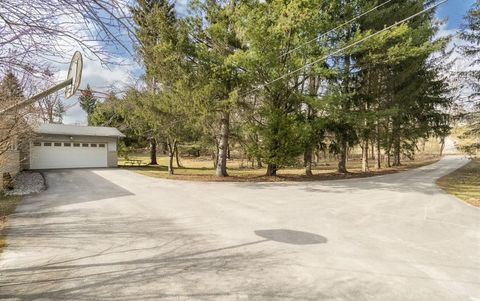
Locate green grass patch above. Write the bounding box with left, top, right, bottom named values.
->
left=0, top=193, right=21, bottom=252
left=437, top=159, right=480, bottom=207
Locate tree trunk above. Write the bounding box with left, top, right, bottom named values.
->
left=174, top=140, right=182, bottom=168
left=266, top=164, right=277, bottom=176
left=393, top=137, right=401, bottom=166
left=314, top=146, right=321, bottom=166
left=167, top=138, right=175, bottom=175
left=256, top=157, right=263, bottom=168
left=386, top=150, right=391, bottom=167
left=371, top=140, right=375, bottom=160
left=149, top=138, right=158, bottom=165
left=161, top=142, right=168, bottom=155
left=439, top=137, right=445, bottom=156
left=361, top=139, right=369, bottom=172
left=215, top=111, right=229, bottom=177
left=376, top=138, right=381, bottom=169
left=392, top=119, right=401, bottom=166
left=213, top=140, right=219, bottom=169
left=338, top=140, right=348, bottom=173
left=304, top=148, right=313, bottom=176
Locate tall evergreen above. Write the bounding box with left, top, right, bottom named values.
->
left=350, top=0, right=451, bottom=167
left=190, top=0, right=245, bottom=177
left=131, top=0, right=176, bottom=88
left=118, top=0, right=454, bottom=175
left=234, top=0, right=328, bottom=176
left=458, top=0, right=480, bottom=153
left=79, top=85, right=98, bottom=125
left=131, top=0, right=195, bottom=173
left=0, top=72, right=23, bottom=103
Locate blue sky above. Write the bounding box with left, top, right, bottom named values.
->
left=437, top=0, right=474, bottom=30
left=63, top=0, right=477, bottom=124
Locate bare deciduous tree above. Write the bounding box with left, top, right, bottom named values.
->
left=0, top=0, right=135, bottom=76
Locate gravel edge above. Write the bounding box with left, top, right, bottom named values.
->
left=4, top=171, right=46, bottom=196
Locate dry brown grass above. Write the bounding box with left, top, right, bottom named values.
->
left=437, top=159, right=480, bottom=207
left=121, top=154, right=440, bottom=183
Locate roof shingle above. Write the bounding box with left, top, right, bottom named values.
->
left=33, top=123, right=125, bottom=137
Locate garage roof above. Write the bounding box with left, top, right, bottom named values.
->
left=34, top=123, right=126, bottom=138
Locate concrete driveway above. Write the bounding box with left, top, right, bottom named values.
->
left=0, top=156, right=479, bottom=300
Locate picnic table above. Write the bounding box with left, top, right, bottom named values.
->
left=124, top=159, right=143, bottom=166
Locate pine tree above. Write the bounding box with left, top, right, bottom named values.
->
left=234, top=0, right=329, bottom=176
left=131, top=0, right=176, bottom=88
left=131, top=0, right=177, bottom=165
left=458, top=0, right=480, bottom=154
left=0, top=72, right=23, bottom=103
left=350, top=0, right=451, bottom=167
left=0, top=72, right=26, bottom=158
left=79, top=85, right=97, bottom=125
left=189, top=0, right=246, bottom=177
left=131, top=0, right=196, bottom=171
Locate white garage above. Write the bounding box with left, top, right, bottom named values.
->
left=28, top=124, right=125, bottom=170
left=30, top=141, right=108, bottom=169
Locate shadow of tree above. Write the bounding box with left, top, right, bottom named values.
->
left=0, top=210, right=330, bottom=300
left=235, top=157, right=470, bottom=196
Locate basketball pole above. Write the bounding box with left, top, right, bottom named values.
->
left=0, top=51, right=83, bottom=117
left=0, top=78, right=73, bottom=116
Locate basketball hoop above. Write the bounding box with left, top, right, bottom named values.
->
left=65, top=51, right=83, bottom=99
left=0, top=51, right=84, bottom=116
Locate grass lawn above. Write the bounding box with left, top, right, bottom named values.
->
left=120, top=154, right=440, bottom=182
left=437, top=159, right=480, bottom=207
left=0, top=193, right=21, bottom=252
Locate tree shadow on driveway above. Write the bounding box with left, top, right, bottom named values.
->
left=234, top=157, right=470, bottom=197
left=17, top=169, right=134, bottom=212
left=0, top=208, right=332, bottom=300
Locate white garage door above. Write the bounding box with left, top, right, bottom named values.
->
left=30, top=141, right=108, bottom=169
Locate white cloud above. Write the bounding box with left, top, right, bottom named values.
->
left=13, top=1, right=141, bottom=126
left=60, top=55, right=140, bottom=125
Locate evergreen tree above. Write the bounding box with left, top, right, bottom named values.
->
left=90, top=92, right=123, bottom=128
left=79, top=85, right=98, bottom=125
left=130, top=0, right=177, bottom=165
left=234, top=0, right=329, bottom=176
left=460, top=0, right=480, bottom=102
left=0, top=72, right=23, bottom=103
left=349, top=0, right=451, bottom=168
left=131, top=0, right=194, bottom=170
left=0, top=72, right=26, bottom=157
left=190, top=0, right=245, bottom=177
left=131, top=0, right=176, bottom=88
left=122, top=0, right=454, bottom=175
left=458, top=0, right=480, bottom=153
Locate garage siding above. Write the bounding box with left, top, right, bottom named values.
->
left=108, top=151, right=118, bottom=167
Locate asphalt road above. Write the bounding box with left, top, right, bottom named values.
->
left=0, top=156, right=479, bottom=301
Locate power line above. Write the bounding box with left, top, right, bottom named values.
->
left=280, top=0, right=394, bottom=58
left=244, top=0, right=448, bottom=97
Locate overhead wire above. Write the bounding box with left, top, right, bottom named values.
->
left=279, top=0, right=394, bottom=58
left=243, top=0, right=449, bottom=97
